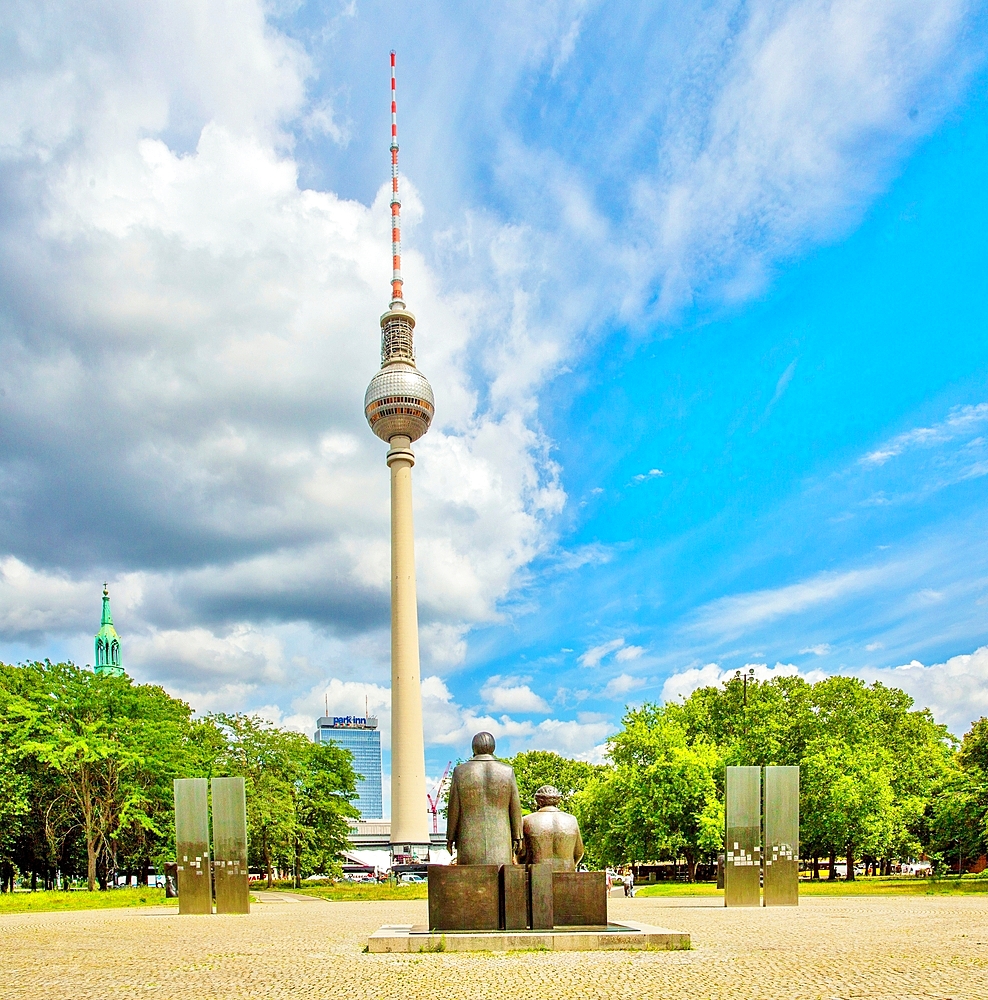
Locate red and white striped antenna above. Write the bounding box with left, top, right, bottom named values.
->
left=390, top=50, right=403, bottom=306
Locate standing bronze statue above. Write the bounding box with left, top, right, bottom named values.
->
left=445, top=732, right=522, bottom=865
left=518, top=784, right=585, bottom=871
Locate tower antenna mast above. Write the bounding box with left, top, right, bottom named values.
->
left=390, top=50, right=403, bottom=307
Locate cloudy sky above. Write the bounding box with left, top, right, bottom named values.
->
left=2, top=1, right=988, bottom=804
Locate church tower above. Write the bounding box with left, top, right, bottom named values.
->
left=94, top=584, right=124, bottom=676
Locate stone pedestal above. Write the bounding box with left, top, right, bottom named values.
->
left=553, top=870, right=607, bottom=926
left=428, top=865, right=500, bottom=931
left=368, top=921, right=690, bottom=953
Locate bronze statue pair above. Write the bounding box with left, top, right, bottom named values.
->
left=445, top=732, right=584, bottom=870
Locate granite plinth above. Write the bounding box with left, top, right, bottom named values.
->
left=367, top=921, right=690, bottom=953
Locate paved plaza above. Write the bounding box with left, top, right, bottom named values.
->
left=1, top=892, right=986, bottom=999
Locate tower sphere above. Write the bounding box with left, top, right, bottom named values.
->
left=364, top=361, right=435, bottom=443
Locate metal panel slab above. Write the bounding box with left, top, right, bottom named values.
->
left=427, top=864, right=499, bottom=930
left=500, top=864, right=528, bottom=929
left=764, top=765, right=799, bottom=906
left=724, top=766, right=761, bottom=907
left=552, top=871, right=607, bottom=927
left=174, top=778, right=212, bottom=914
left=529, top=864, right=554, bottom=929
left=211, top=777, right=250, bottom=914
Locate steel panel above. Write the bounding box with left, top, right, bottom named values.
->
left=724, top=766, right=761, bottom=907
left=211, top=777, right=250, bottom=914
left=764, top=765, right=799, bottom=906
left=174, top=778, right=212, bottom=914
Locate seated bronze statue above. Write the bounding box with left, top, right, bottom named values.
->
left=517, top=784, right=585, bottom=871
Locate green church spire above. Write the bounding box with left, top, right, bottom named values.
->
left=94, top=584, right=124, bottom=677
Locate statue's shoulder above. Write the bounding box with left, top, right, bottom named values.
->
left=558, top=810, right=580, bottom=831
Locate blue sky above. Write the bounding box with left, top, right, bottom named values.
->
left=1, top=2, right=987, bottom=804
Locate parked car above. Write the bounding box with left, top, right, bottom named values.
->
left=401, top=873, right=426, bottom=883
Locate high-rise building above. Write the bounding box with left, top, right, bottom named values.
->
left=94, top=584, right=124, bottom=676
left=363, top=51, right=433, bottom=860
left=314, top=715, right=384, bottom=820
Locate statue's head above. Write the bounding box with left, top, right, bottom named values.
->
left=471, top=731, right=496, bottom=756
left=534, top=784, right=563, bottom=808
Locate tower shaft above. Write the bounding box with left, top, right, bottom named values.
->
left=387, top=435, right=430, bottom=849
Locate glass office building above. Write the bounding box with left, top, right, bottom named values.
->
left=313, top=715, right=383, bottom=820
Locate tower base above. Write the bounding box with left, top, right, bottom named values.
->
left=391, top=843, right=431, bottom=865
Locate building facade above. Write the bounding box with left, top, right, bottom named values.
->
left=314, top=715, right=383, bottom=820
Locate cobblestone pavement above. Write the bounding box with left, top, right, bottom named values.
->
left=1, top=892, right=986, bottom=999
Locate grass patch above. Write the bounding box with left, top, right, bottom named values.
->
left=0, top=887, right=170, bottom=914
left=634, top=883, right=722, bottom=897
left=279, top=882, right=428, bottom=902
left=634, top=876, right=988, bottom=898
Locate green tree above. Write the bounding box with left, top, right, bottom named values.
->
left=211, top=714, right=358, bottom=887
left=574, top=704, right=723, bottom=879
left=2, top=661, right=196, bottom=890
left=289, top=741, right=359, bottom=884
left=502, top=750, right=602, bottom=813
left=927, top=718, right=988, bottom=871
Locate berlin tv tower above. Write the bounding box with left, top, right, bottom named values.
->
left=364, top=51, right=434, bottom=860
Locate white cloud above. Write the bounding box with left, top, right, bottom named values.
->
left=615, top=645, right=645, bottom=662
left=631, top=469, right=664, bottom=484
left=480, top=675, right=550, bottom=713
left=604, top=672, right=645, bottom=698
left=661, top=661, right=828, bottom=703
left=128, top=624, right=288, bottom=688
left=858, top=646, right=988, bottom=735
left=579, top=638, right=625, bottom=667
left=638, top=0, right=974, bottom=312
left=691, top=568, right=887, bottom=637
left=861, top=403, right=988, bottom=467
left=799, top=643, right=831, bottom=656
left=529, top=718, right=611, bottom=761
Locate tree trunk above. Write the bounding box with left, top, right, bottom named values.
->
left=846, top=843, right=855, bottom=881
left=86, top=832, right=97, bottom=892
left=828, top=850, right=836, bottom=880
left=685, top=851, right=696, bottom=883
left=80, top=772, right=98, bottom=892
left=263, top=829, right=273, bottom=889
left=812, top=855, right=820, bottom=880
